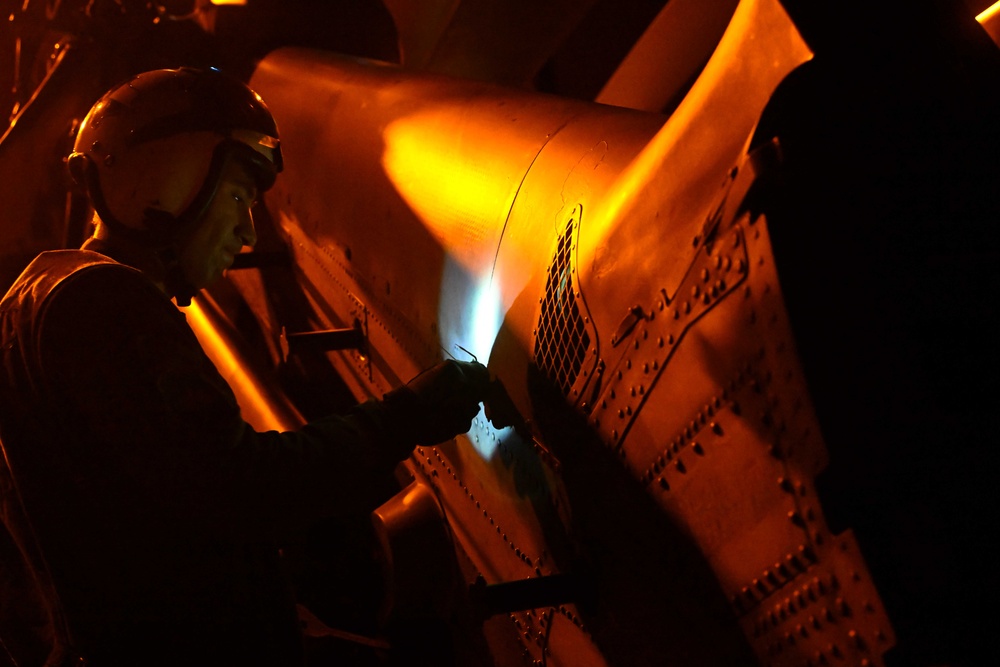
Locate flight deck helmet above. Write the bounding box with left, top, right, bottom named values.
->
left=67, top=67, right=283, bottom=244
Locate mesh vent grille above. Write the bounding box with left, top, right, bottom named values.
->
left=534, top=218, right=590, bottom=396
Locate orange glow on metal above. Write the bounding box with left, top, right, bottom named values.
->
left=381, top=111, right=513, bottom=274
left=211, top=0, right=248, bottom=5
left=182, top=298, right=302, bottom=433
left=593, top=0, right=811, bottom=245
left=977, top=0, right=1000, bottom=44
left=977, top=1, right=1000, bottom=23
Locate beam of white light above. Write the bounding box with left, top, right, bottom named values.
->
left=438, top=259, right=506, bottom=459
left=438, top=258, right=503, bottom=367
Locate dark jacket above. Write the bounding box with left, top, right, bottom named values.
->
left=0, top=242, right=410, bottom=666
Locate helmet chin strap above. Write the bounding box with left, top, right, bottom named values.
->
left=143, top=210, right=199, bottom=307
left=160, top=251, right=198, bottom=307
left=152, top=141, right=249, bottom=306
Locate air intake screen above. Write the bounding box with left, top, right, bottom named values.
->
left=534, top=218, right=590, bottom=396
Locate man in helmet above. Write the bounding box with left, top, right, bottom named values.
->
left=67, top=65, right=286, bottom=306
left=0, top=68, right=487, bottom=666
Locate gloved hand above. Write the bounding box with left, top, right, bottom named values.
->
left=382, top=359, right=491, bottom=446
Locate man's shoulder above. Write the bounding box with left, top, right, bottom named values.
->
left=0, top=249, right=162, bottom=338
left=27, top=248, right=132, bottom=280
left=10, top=249, right=148, bottom=304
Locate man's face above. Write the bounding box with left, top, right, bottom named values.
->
left=177, top=158, right=258, bottom=290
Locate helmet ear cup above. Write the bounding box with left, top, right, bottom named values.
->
left=66, top=152, right=90, bottom=187
left=66, top=147, right=136, bottom=242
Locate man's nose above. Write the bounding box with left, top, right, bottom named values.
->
left=238, top=209, right=258, bottom=248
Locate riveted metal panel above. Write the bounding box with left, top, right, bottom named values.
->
left=599, top=207, right=896, bottom=666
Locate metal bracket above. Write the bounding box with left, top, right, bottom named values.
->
left=279, top=322, right=366, bottom=363
left=610, top=305, right=648, bottom=347
left=228, top=250, right=292, bottom=270
left=279, top=294, right=370, bottom=369
left=349, top=293, right=372, bottom=381
left=697, top=138, right=782, bottom=250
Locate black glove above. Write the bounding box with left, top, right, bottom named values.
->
left=382, top=360, right=491, bottom=446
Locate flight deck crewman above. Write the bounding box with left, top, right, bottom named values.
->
left=0, top=67, right=487, bottom=666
